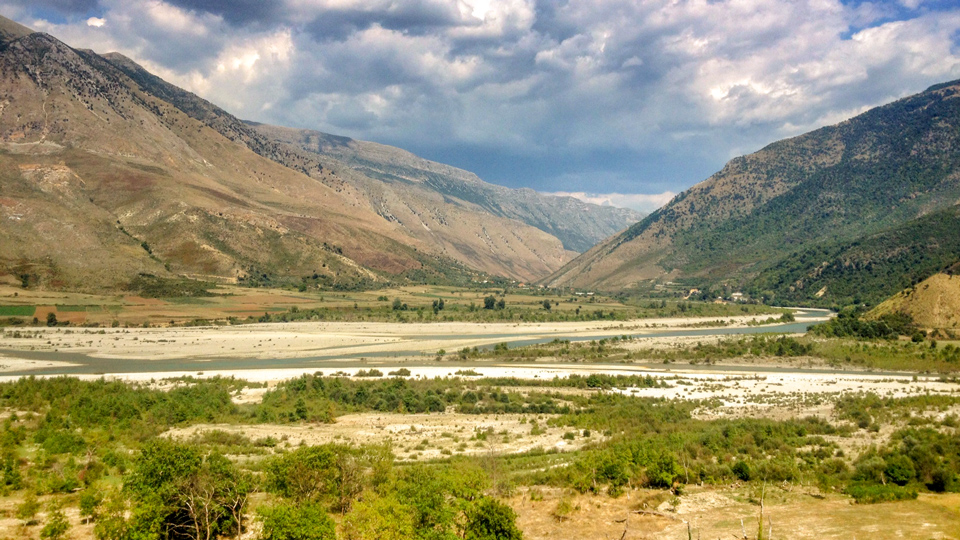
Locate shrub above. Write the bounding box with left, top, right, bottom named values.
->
left=340, top=495, right=414, bottom=540
left=463, top=497, right=523, bottom=540
left=845, top=483, right=918, bottom=504
left=732, top=460, right=752, bottom=482
left=40, top=505, right=69, bottom=540
left=16, top=491, right=40, bottom=525
left=929, top=467, right=955, bottom=493
left=884, top=455, right=916, bottom=486
left=259, top=502, right=335, bottom=540
left=646, top=453, right=682, bottom=488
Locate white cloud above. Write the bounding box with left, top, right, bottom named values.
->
left=545, top=191, right=677, bottom=213
left=9, top=0, right=960, bottom=195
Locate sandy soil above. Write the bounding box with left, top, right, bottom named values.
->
left=0, top=357, right=78, bottom=373
left=165, top=411, right=599, bottom=461
left=510, top=486, right=960, bottom=539
left=0, top=311, right=826, bottom=364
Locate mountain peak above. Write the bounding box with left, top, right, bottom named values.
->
left=546, top=77, right=960, bottom=303
left=925, top=79, right=960, bottom=93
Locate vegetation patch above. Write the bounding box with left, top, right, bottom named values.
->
left=0, top=305, right=35, bottom=317
left=127, top=273, right=216, bottom=298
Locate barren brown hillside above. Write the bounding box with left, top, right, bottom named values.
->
left=0, top=17, right=610, bottom=290
left=870, top=273, right=960, bottom=330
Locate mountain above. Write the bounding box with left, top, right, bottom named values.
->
left=749, top=203, right=960, bottom=306
left=868, top=272, right=960, bottom=331
left=97, top=49, right=640, bottom=276
left=245, top=123, right=642, bottom=254
left=546, top=79, right=960, bottom=303
left=0, top=16, right=632, bottom=291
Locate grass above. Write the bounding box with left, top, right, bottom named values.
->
left=0, top=306, right=35, bottom=316
left=815, top=337, right=960, bottom=372
left=54, top=304, right=89, bottom=312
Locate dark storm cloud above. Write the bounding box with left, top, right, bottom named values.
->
left=162, top=0, right=283, bottom=27
left=304, top=1, right=468, bottom=42
left=6, top=0, right=100, bottom=18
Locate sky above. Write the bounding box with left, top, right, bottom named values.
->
left=5, top=0, right=960, bottom=212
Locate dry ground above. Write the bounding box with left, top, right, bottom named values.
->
left=0, top=312, right=822, bottom=365
left=509, top=486, right=960, bottom=539
left=164, top=411, right=600, bottom=462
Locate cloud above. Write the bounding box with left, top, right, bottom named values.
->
left=163, top=0, right=283, bottom=28
left=86, top=16, right=104, bottom=27
left=544, top=191, right=677, bottom=213
left=6, top=0, right=960, bottom=196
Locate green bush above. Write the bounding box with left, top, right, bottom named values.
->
left=259, top=502, right=335, bottom=540
left=884, top=455, right=916, bottom=486
left=732, top=460, right=752, bottom=481
left=845, top=482, right=918, bottom=504
left=463, top=497, right=523, bottom=540
left=928, top=467, right=955, bottom=493
left=40, top=505, right=69, bottom=540
left=646, top=453, right=682, bottom=488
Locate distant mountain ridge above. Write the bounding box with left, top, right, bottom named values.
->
left=0, top=16, right=637, bottom=291
left=546, top=79, right=960, bottom=305
left=246, top=122, right=643, bottom=253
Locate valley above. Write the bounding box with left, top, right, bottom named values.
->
left=1, top=11, right=960, bottom=540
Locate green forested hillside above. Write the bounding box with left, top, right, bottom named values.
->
left=547, top=79, right=960, bottom=301
left=748, top=205, right=960, bottom=306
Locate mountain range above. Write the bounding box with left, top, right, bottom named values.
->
left=4, top=13, right=958, bottom=307
left=0, top=16, right=640, bottom=292
left=546, top=78, right=960, bottom=306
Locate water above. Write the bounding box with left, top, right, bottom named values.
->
left=0, top=309, right=832, bottom=377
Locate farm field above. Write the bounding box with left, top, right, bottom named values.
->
left=0, top=283, right=786, bottom=327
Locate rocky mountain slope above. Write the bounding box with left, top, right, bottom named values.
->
left=546, top=79, right=960, bottom=304
left=247, top=123, right=642, bottom=253
left=97, top=48, right=640, bottom=278
left=0, top=16, right=630, bottom=291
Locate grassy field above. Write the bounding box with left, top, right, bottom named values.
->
left=0, top=305, right=35, bottom=317
left=0, top=283, right=786, bottom=327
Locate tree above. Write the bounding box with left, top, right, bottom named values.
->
left=125, top=440, right=248, bottom=540
left=333, top=451, right=364, bottom=514
left=340, top=495, right=415, bottom=540
left=178, top=453, right=251, bottom=540
left=542, top=300, right=551, bottom=311
left=46, top=312, right=58, bottom=327
left=646, top=453, right=682, bottom=488
left=40, top=504, right=70, bottom=540
left=929, top=467, right=955, bottom=493
left=258, top=502, right=335, bottom=540
left=295, top=398, right=308, bottom=421
left=80, top=488, right=103, bottom=523
left=392, top=299, right=403, bottom=311
left=496, top=299, right=505, bottom=310
left=483, top=296, right=496, bottom=310
left=266, top=445, right=338, bottom=502
left=394, top=465, right=456, bottom=538
left=885, top=455, right=916, bottom=486
left=16, top=491, right=40, bottom=525
left=463, top=497, right=523, bottom=540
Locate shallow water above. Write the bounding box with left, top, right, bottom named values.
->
left=0, top=309, right=833, bottom=377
